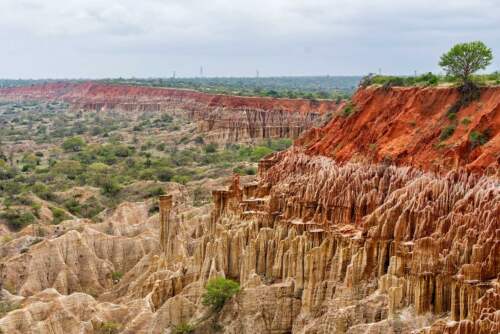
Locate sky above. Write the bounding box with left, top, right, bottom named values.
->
left=1, top=0, right=499, bottom=78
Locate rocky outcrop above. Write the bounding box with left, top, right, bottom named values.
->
left=0, top=202, right=158, bottom=297
left=299, top=86, right=500, bottom=173
left=0, top=82, right=340, bottom=142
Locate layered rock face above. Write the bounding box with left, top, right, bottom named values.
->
left=0, top=82, right=340, bottom=142
left=299, top=86, right=500, bottom=173
left=0, top=86, right=497, bottom=334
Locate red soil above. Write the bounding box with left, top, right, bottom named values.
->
left=298, top=86, right=500, bottom=174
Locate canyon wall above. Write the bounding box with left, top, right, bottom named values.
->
left=298, top=86, right=499, bottom=174
left=0, top=82, right=340, bottom=142
left=0, top=86, right=497, bottom=334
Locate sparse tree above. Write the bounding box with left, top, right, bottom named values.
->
left=439, top=41, right=493, bottom=84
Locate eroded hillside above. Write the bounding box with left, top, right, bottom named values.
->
left=0, top=85, right=498, bottom=334
left=299, top=86, right=499, bottom=174
left=0, top=82, right=340, bottom=143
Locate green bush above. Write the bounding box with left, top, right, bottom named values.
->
left=111, top=271, right=123, bottom=282
left=249, top=146, right=273, bottom=162
left=469, top=130, right=490, bottom=148
left=100, top=178, right=122, bottom=196
left=97, top=322, right=121, bottom=334
left=1, top=210, right=35, bottom=230
left=202, top=277, right=240, bottom=311
left=172, top=175, right=191, bottom=185
left=156, top=168, right=174, bottom=182
left=79, top=198, right=103, bottom=218
left=50, top=207, right=69, bottom=224
left=439, top=125, right=456, bottom=141
left=62, top=136, right=86, bottom=152
left=146, top=186, right=165, bottom=198
left=204, top=143, right=218, bottom=153
left=461, top=118, right=472, bottom=126
left=64, top=198, right=81, bottom=215
left=415, top=72, right=439, bottom=85
left=264, top=138, right=292, bottom=151
left=52, top=160, right=83, bottom=180
left=244, top=166, right=257, bottom=175
left=173, top=322, right=195, bottom=334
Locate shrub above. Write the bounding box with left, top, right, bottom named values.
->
left=193, top=186, right=209, bottom=207
left=30, top=183, right=49, bottom=200
left=146, top=186, right=165, bottom=198
left=447, top=81, right=481, bottom=114
left=202, top=277, right=240, bottom=311
left=0, top=165, right=17, bottom=180
left=173, top=322, right=195, bottom=334
left=112, top=144, right=131, bottom=157
left=194, top=136, right=205, bottom=145
left=97, top=322, right=121, bottom=334
left=64, top=198, right=82, bottom=215
left=1, top=210, right=35, bottom=230
left=415, top=72, right=439, bottom=85
left=439, top=125, right=456, bottom=141
left=469, top=130, right=490, bottom=148
left=52, top=160, right=83, bottom=180
left=79, top=198, right=104, bottom=218
left=341, top=103, right=356, bottom=117
left=100, top=178, right=122, bottom=196
left=461, top=118, right=472, bottom=126
left=204, top=143, right=218, bottom=153
left=50, top=207, right=69, bottom=224
left=249, top=146, right=273, bottom=162
left=62, top=136, right=86, bottom=152
left=156, top=168, right=174, bottom=182
left=382, top=76, right=406, bottom=89
left=0, top=300, right=19, bottom=317
left=111, top=271, right=123, bottom=282
left=265, top=138, right=292, bottom=151
left=172, top=175, right=191, bottom=185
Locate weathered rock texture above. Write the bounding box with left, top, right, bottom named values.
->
left=0, top=82, right=340, bottom=142
left=0, top=86, right=498, bottom=334
left=298, top=86, right=500, bottom=173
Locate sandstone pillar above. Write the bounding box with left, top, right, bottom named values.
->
left=159, top=194, right=173, bottom=256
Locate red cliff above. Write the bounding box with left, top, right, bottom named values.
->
left=298, top=86, right=499, bottom=174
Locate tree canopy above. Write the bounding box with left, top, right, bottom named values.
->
left=439, top=41, right=493, bottom=83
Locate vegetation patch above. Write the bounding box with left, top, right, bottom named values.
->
left=202, top=277, right=240, bottom=312
left=97, top=322, right=121, bottom=334
left=469, top=130, right=490, bottom=148
left=341, top=103, right=357, bottom=117
left=439, top=125, right=456, bottom=141
left=173, top=322, right=196, bottom=334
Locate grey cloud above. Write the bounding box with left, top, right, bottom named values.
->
left=0, top=0, right=498, bottom=78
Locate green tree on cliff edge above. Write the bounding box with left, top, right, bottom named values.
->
left=439, top=41, right=493, bottom=84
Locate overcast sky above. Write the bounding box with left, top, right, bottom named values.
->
left=1, top=0, right=499, bottom=78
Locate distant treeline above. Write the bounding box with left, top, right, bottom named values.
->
left=97, top=76, right=361, bottom=100
left=0, top=79, right=78, bottom=88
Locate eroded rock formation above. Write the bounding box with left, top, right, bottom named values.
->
left=0, top=86, right=498, bottom=334
left=299, top=86, right=500, bottom=173
left=0, top=82, right=340, bottom=142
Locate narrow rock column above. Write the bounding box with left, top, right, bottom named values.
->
left=159, top=194, right=173, bottom=256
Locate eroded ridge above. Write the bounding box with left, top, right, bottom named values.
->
left=0, top=82, right=341, bottom=142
